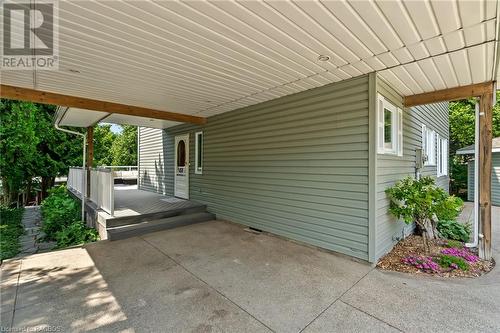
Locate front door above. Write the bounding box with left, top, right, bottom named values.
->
left=174, top=134, right=189, bottom=199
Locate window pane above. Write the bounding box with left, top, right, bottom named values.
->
left=384, top=109, right=392, bottom=144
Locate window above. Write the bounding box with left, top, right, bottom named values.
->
left=437, top=136, right=448, bottom=177
left=195, top=131, right=203, bottom=174
left=377, top=94, right=403, bottom=156
left=422, top=125, right=436, bottom=166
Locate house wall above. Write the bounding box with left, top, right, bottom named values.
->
left=373, top=76, right=449, bottom=260
left=140, top=76, right=371, bottom=260
left=468, top=153, right=500, bottom=206
left=137, top=127, right=168, bottom=194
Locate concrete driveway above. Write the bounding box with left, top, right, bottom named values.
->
left=1, top=207, right=499, bottom=332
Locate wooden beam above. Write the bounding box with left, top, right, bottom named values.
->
left=0, top=84, right=207, bottom=125
left=478, top=90, right=493, bottom=260
left=404, top=82, right=494, bottom=107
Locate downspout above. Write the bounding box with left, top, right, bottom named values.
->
left=466, top=102, right=480, bottom=248
left=54, top=107, right=86, bottom=222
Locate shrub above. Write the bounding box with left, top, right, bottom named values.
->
left=445, top=240, right=464, bottom=249
left=41, top=186, right=80, bottom=239
left=41, top=186, right=99, bottom=249
left=0, top=207, right=24, bottom=260
left=437, top=254, right=469, bottom=270
left=434, top=195, right=464, bottom=221
left=386, top=176, right=446, bottom=252
left=402, top=255, right=440, bottom=273
left=437, top=220, right=471, bottom=242
left=441, top=247, right=479, bottom=263
left=54, top=221, right=98, bottom=248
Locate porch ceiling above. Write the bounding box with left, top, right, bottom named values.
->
left=2, top=0, right=500, bottom=124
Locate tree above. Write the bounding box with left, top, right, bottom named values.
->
left=0, top=100, right=82, bottom=205
left=110, top=125, right=137, bottom=166
left=0, top=100, right=39, bottom=205
left=449, top=92, right=500, bottom=196
left=93, top=124, right=116, bottom=166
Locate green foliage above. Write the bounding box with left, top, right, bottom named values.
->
left=54, top=221, right=98, bottom=248
left=40, top=186, right=80, bottom=239
left=385, top=176, right=445, bottom=225
left=0, top=99, right=83, bottom=204
left=0, top=207, right=24, bottom=260
left=437, top=220, right=472, bottom=242
left=437, top=254, right=469, bottom=271
left=434, top=195, right=464, bottom=221
left=93, top=124, right=117, bottom=166
left=446, top=240, right=464, bottom=249
left=110, top=125, right=137, bottom=166
left=449, top=93, right=500, bottom=196
left=0, top=100, right=39, bottom=204
left=40, top=186, right=99, bottom=248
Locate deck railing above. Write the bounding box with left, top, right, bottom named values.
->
left=89, top=168, right=114, bottom=216
left=67, top=167, right=85, bottom=194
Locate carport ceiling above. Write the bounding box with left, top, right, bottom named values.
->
left=2, top=0, right=500, bottom=120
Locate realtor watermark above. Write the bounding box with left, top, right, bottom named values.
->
left=1, top=0, right=59, bottom=70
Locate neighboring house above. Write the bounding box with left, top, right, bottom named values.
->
left=456, top=137, right=500, bottom=207
left=135, top=73, right=449, bottom=263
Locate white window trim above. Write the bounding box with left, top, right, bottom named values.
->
left=422, top=125, right=436, bottom=166
left=377, top=94, right=403, bottom=156
left=195, top=131, right=203, bottom=174
left=437, top=137, right=448, bottom=177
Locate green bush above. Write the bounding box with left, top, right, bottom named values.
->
left=54, top=221, right=98, bottom=248
left=437, top=220, right=471, bottom=242
left=437, top=254, right=469, bottom=270
left=434, top=195, right=464, bottom=221
left=41, top=186, right=80, bottom=239
left=0, top=207, right=24, bottom=260
left=41, top=186, right=99, bottom=248
left=445, top=240, right=464, bottom=249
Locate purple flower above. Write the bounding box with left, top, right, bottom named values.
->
left=403, top=255, right=440, bottom=273
left=441, top=248, right=479, bottom=263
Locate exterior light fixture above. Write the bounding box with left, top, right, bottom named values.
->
left=317, top=55, right=330, bottom=62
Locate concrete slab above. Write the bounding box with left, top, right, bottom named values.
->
left=303, top=301, right=399, bottom=333
left=5, top=237, right=270, bottom=332
left=341, top=205, right=500, bottom=333
left=142, top=220, right=373, bottom=332
left=2, top=206, right=499, bottom=333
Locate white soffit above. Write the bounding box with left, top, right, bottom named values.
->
left=59, top=108, right=108, bottom=128
left=2, top=0, right=499, bottom=120
left=103, top=113, right=181, bottom=129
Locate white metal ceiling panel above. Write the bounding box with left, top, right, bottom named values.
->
left=1, top=0, right=498, bottom=123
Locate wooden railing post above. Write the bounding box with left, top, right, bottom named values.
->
left=478, top=90, right=493, bottom=260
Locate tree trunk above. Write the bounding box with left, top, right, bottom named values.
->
left=40, top=176, right=55, bottom=201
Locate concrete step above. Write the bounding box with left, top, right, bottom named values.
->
left=106, top=212, right=215, bottom=241
left=106, top=205, right=208, bottom=228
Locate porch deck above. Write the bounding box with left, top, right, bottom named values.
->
left=105, top=185, right=202, bottom=220
left=76, top=185, right=213, bottom=240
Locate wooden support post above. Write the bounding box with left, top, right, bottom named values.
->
left=86, top=127, right=94, bottom=197
left=478, top=91, right=493, bottom=260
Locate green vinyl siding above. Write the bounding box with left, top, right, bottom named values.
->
left=156, top=76, right=370, bottom=260
left=468, top=153, right=500, bottom=206
left=374, top=77, right=449, bottom=260
left=137, top=127, right=168, bottom=194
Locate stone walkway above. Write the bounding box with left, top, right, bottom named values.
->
left=17, top=207, right=55, bottom=256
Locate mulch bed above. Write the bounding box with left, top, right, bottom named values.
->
left=377, top=235, right=494, bottom=278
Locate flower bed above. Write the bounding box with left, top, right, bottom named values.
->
left=377, top=235, right=493, bottom=278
